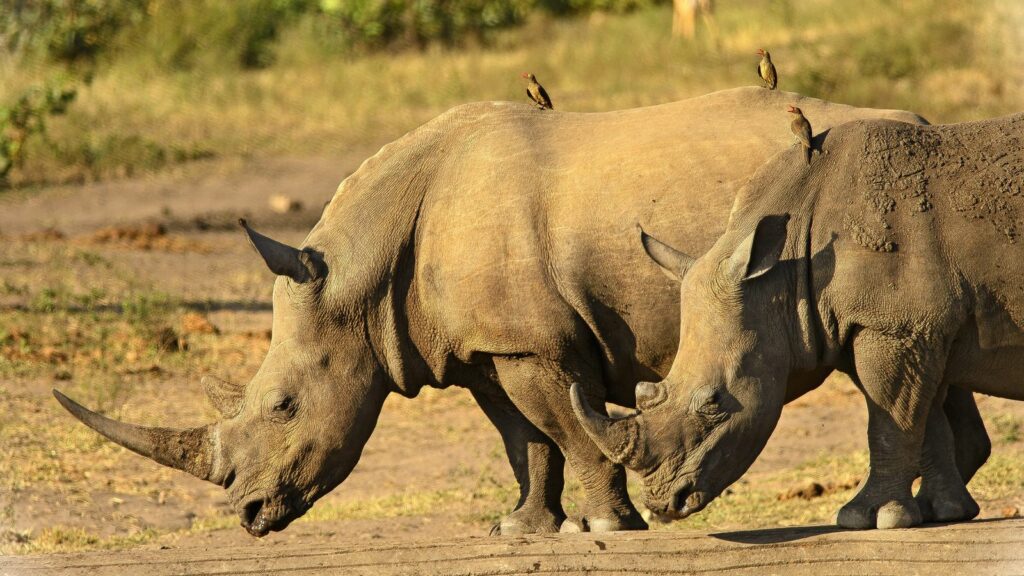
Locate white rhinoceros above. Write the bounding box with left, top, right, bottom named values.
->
left=574, top=113, right=1024, bottom=530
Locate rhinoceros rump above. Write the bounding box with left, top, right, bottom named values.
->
left=55, top=88, right=990, bottom=537
left=575, top=113, right=1024, bottom=530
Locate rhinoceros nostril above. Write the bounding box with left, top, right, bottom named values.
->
left=222, top=469, right=236, bottom=489
left=672, top=482, right=693, bottom=513
left=241, top=499, right=264, bottom=527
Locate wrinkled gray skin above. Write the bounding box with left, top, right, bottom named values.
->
left=575, top=113, right=1023, bottom=530
left=54, top=87, right=991, bottom=537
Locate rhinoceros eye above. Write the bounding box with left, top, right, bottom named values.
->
left=270, top=395, right=297, bottom=421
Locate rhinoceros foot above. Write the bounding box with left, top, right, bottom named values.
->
left=490, top=506, right=565, bottom=536
left=836, top=496, right=922, bottom=530
left=915, top=483, right=980, bottom=523
left=558, top=511, right=648, bottom=533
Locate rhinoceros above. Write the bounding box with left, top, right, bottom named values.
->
left=573, top=113, right=1024, bottom=530
left=54, top=87, right=990, bottom=537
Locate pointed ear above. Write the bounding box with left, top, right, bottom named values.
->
left=728, top=214, right=790, bottom=282
left=639, top=225, right=696, bottom=281
left=239, top=219, right=323, bottom=283
left=202, top=375, right=244, bottom=418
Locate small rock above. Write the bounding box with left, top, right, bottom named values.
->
left=778, top=480, right=825, bottom=501
left=1002, top=506, right=1020, bottom=519
left=40, top=347, right=68, bottom=363
left=110, top=497, right=124, bottom=506
left=53, top=369, right=72, bottom=381
left=269, top=194, right=303, bottom=214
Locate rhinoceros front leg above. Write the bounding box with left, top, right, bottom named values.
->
left=915, top=386, right=981, bottom=523
left=838, top=329, right=950, bottom=530
left=493, top=356, right=647, bottom=532
left=470, top=384, right=567, bottom=535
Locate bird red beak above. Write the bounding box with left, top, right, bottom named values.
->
left=786, top=105, right=796, bottom=113
left=756, top=49, right=764, bottom=55
left=521, top=72, right=530, bottom=78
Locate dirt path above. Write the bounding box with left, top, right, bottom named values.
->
left=4, top=519, right=1024, bottom=575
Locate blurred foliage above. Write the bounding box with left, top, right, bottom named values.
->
left=0, top=80, right=77, bottom=181
left=315, top=0, right=664, bottom=50
left=0, top=0, right=1019, bottom=188
left=0, top=0, right=669, bottom=69
left=0, top=0, right=149, bottom=65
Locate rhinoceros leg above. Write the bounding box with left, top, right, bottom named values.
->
left=470, top=384, right=567, bottom=535
left=837, top=329, right=952, bottom=530
left=943, top=386, right=991, bottom=484
left=493, top=356, right=647, bottom=533
left=915, top=387, right=981, bottom=523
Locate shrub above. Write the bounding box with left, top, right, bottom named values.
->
left=0, top=81, right=77, bottom=182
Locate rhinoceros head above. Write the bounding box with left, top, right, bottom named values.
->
left=572, top=214, right=793, bottom=519
left=55, top=220, right=390, bottom=537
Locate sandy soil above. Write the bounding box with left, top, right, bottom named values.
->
left=4, top=519, right=1024, bottom=575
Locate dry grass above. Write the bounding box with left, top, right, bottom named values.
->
left=2, top=0, right=1022, bottom=186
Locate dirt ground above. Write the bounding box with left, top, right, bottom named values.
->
left=1, top=153, right=1024, bottom=569
left=4, top=519, right=1024, bottom=575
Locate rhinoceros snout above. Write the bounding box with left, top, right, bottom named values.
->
left=239, top=493, right=308, bottom=537
left=645, top=479, right=707, bottom=520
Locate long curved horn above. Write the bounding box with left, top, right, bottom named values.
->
left=569, top=383, right=644, bottom=469
left=239, top=219, right=322, bottom=283
left=53, top=390, right=216, bottom=482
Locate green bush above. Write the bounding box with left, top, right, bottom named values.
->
left=0, top=81, right=77, bottom=182
left=315, top=0, right=667, bottom=50
left=0, top=0, right=148, bottom=65
left=2, top=0, right=670, bottom=68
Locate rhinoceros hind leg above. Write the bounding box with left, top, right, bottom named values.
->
left=916, top=386, right=980, bottom=523
left=494, top=356, right=648, bottom=533
left=471, top=384, right=567, bottom=536
left=944, top=386, right=991, bottom=483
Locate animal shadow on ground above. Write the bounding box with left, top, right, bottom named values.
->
left=713, top=518, right=1011, bottom=544
left=710, top=524, right=843, bottom=544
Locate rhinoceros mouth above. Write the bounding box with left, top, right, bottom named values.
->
left=239, top=496, right=307, bottom=537
left=644, top=478, right=711, bottom=520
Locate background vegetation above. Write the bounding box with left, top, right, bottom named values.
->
left=0, top=0, right=1021, bottom=187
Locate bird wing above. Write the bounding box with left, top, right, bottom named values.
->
left=537, top=85, right=552, bottom=109
left=756, top=63, right=763, bottom=81
left=526, top=87, right=537, bottom=104
left=792, top=118, right=812, bottom=148
left=767, top=64, right=778, bottom=89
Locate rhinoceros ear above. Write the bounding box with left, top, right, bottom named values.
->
left=728, top=214, right=790, bottom=282
left=639, top=225, right=696, bottom=281
left=239, top=219, right=324, bottom=283
left=202, top=375, right=245, bottom=418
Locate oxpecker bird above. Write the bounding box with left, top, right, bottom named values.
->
left=756, top=48, right=778, bottom=90
left=787, top=105, right=813, bottom=164
left=522, top=72, right=553, bottom=110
